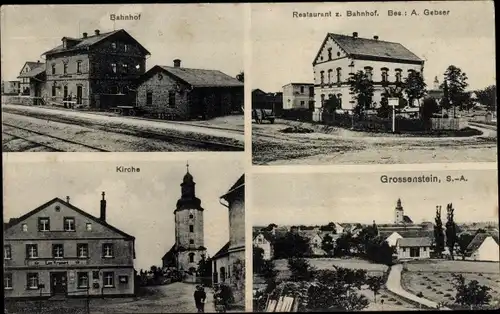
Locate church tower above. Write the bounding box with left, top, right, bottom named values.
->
left=174, top=163, right=206, bottom=272
left=394, top=198, right=404, bottom=224
left=433, top=76, right=440, bottom=90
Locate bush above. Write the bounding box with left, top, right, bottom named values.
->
left=395, top=301, right=403, bottom=305
left=416, top=292, right=424, bottom=297
left=437, top=291, right=444, bottom=295
left=478, top=273, right=483, bottom=277
left=427, top=286, right=432, bottom=289
left=388, top=298, right=396, bottom=302
left=444, top=293, right=452, bottom=297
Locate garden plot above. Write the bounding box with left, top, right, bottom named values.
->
left=404, top=260, right=500, bottom=274
left=401, top=269, right=500, bottom=309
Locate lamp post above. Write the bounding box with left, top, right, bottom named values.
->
left=388, top=97, right=399, bottom=133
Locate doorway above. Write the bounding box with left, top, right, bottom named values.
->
left=50, top=272, right=67, bottom=296
left=76, top=85, right=83, bottom=105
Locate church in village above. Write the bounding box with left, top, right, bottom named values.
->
left=162, top=164, right=206, bottom=274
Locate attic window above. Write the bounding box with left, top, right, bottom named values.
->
left=22, top=224, right=28, bottom=232
left=55, top=205, right=61, bottom=212
left=158, top=74, right=163, bottom=80
left=337, top=52, right=341, bottom=57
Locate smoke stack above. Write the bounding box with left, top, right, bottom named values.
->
left=94, top=29, right=100, bottom=36
left=173, top=59, right=181, bottom=68
left=352, top=32, right=358, bottom=38
left=373, top=35, right=379, bottom=40
left=66, top=196, right=70, bottom=203
left=83, top=32, right=88, bottom=38
left=100, top=191, right=106, bottom=222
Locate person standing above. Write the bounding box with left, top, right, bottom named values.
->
left=194, top=285, right=207, bottom=313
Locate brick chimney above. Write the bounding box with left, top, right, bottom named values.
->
left=373, top=35, right=379, bottom=40
left=66, top=196, right=70, bottom=203
left=173, top=59, right=181, bottom=68
left=352, top=32, right=358, bottom=38
left=95, top=29, right=100, bottom=36
left=83, top=32, right=88, bottom=38
left=100, top=191, right=107, bottom=222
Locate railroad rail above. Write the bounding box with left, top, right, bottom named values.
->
left=2, top=123, right=111, bottom=152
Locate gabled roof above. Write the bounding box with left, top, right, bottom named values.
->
left=212, top=241, right=231, bottom=260
left=253, top=231, right=274, bottom=243
left=220, top=174, right=244, bottom=201
left=18, top=66, right=46, bottom=79
left=397, top=237, right=432, bottom=247
left=380, top=230, right=433, bottom=239
left=313, top=33, right=424, bottom=65
left=21, top=61, right=44, bottom=72
left=403, top=215, right=414, bottom=224
left=42, top=29, right=150, bottom=56
left=162, top=244, right=176, bottom=261
left=160, top=65, right=244, bottom=88
left=467, top=232, right=500, bottom=252
left=4, top=197, right=134, bottom=240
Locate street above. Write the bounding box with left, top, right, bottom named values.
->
left=252, top=119, right=497, bottom=165
left=2, top=104, right=244, bottom=152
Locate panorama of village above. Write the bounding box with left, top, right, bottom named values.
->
left=252, top=169, right=499, bottom=312
left=3, top=159, right=245, bottom=314
left=1, top=5, right=245, bottom=152
left=251, top=3, right=496, bottom=165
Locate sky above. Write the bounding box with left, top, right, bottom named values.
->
left=1, top=4, right=244, bottom=81
left=251, top=1, right=496, bottom=93
left=252, top=169, right=498, bottom=226
left=3, top=154, right=244, bottom=271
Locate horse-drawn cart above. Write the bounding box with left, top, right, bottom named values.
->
left=253, top=108, right=275, bottom=124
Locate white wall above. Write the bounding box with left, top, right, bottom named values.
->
left=475, top=237, right=500, bottom=262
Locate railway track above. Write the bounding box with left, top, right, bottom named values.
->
left=2, top=123, right=111, bottom=152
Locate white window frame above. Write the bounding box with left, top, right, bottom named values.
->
left=86, top=223, right=92, bottom=231
left=103, top=244, right=114, bottom=258
left=103, top=272, right=114, bottom=287
left=4, top=273, right=12, bottom=289
left=78, top=272, right=89, bottom=288
left=27, top=245, right=38, bottom=259
left=111, top=63, right=117, bottom=74
left=78, top=244, right=88, bottom=258
left=39, top=218, right=50, bottom=231
left=64, top=218, right=75, bottom=231
left=28, top=273, right=39, bottom=289
left=4, top=245, right=12, bottom=260
left=53, top=244, right=64, bottom=258
left=22, top=224, right=28, bottom=232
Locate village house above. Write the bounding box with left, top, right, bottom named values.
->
left=381, top=230, right=434, bottom=248
left=40, top=29, right=150, bottom=109
left=3, top=193, right=136, bottom=299
left=466, top=231, right=499, bottom=262
left=2, top=80, right=21, bottom=95
left=253, top=232, right=274, bottom=260
left=282, top=83, right=314, bottom=111
left=136, top=60, right=244, bottom=120
left=396, top=237, right=432, bottom=260
left=17, top=61, right=45, bottom=96
left=312, top=32, right=425, bottom=120
left=162, top=165, right=206, bottom=275
left=211, top=175, right=245, bottom=307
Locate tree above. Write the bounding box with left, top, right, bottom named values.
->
left=197, top=254, right=212, bottom=287
left=253, top=246, right=265, bottom=274
left=445, top=203, right=458, bottom=260
left=456, top=233, right=474, bottom=260
left=335, top=232, right=353, bottom=257
left=421, top=97, right=440, bottom=122
left=348, top=70, right=374, bottom=116
left=324, top=95, right=341, bottom=114
left=440, top=65, right=469, bottom=117
left=321, top=234, right=335, bottom=256
left=475, top=85, right=496, bottom=112
left=434, top=206, right=445, bottom=257
left=287, top=257, right=314, bottom=282
left=403, top=71, right=427, bottom=108
left=273, top=232, right=311, bottom=259
left=236, top=71, right=244, bottom=83
left=453, top=274, right=492, bottom=310
left=366, top=276, right=385, bottom=303
left=320, top=222, right=338, bottom=233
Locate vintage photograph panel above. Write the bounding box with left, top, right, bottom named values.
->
left=251, top=168, right=499, bottom=311
left=251, top=1, right=496, bottom=165
left=3, top=154, right=245, bottom=313
left=1, top=4, right=244, bottom=152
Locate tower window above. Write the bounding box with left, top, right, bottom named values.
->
left=189, top=239, right=194, bottom=244
left=189, top=253, right=195, bottom=263
left=189, top=214, right=194, bottom=219
left=189, top=225, right=194, bottom=233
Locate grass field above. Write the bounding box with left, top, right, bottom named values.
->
left=401, top=260, right=500, bottom=309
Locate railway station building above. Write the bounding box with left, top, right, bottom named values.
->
left=38, top=29, right=150, bottom=109
left=3, top=193, right=136, bottom=299
left=135, top=60, right=244, bottom=120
